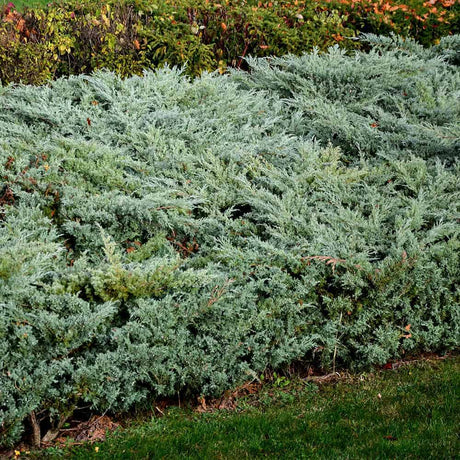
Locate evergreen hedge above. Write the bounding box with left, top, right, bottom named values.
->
left=0, top=37, right=459, bottom=446
left=1, top=0, right=459, bottom=85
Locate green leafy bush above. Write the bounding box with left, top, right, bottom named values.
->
left=0, top=38, right=459, bottom=447
left=1, top=0, right=458, bottom=85
left=326, top=0, right=459, bottom=46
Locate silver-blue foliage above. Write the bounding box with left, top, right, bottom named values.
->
left=0, top=38, right=458, bottom=445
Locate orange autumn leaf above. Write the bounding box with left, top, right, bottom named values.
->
left=405, top=324, right=411, bottom=331
left=384, top=435, right=397, bottom=441
left=16, top=18, right=25, bottom=33
left=3, top=10, right=20, bottom=23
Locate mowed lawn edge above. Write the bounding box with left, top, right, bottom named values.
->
left=32, top=356, right=459, bottom=459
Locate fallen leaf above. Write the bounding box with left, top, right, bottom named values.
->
left=197, top=396, right=207, bottom=412
left=384, top=435, right=397, bottom=441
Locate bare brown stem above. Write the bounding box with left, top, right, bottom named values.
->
left=30, top=411, right=41, bottom=449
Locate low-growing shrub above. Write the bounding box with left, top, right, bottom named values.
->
left=0, top=38, right=458, bottom=446
left=1, top=0, right=459, bottom=85
left=235, top=33, right=460, bottom=161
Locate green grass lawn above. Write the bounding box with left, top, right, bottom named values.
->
left=2, top=0, right=48, bottom=10
left=35, top=357, right=459, bottom=459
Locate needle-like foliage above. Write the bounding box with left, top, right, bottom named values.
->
left=0, top=37, right=458, bottom=446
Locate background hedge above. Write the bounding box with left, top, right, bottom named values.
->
left=1, top=0, right=459, bottom=85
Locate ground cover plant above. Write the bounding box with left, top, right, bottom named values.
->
left=31, top=356, right=459, bottom=459
left=0, top=0, right=459, bottom=85
left=0, top=36, right=459, bottom=447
